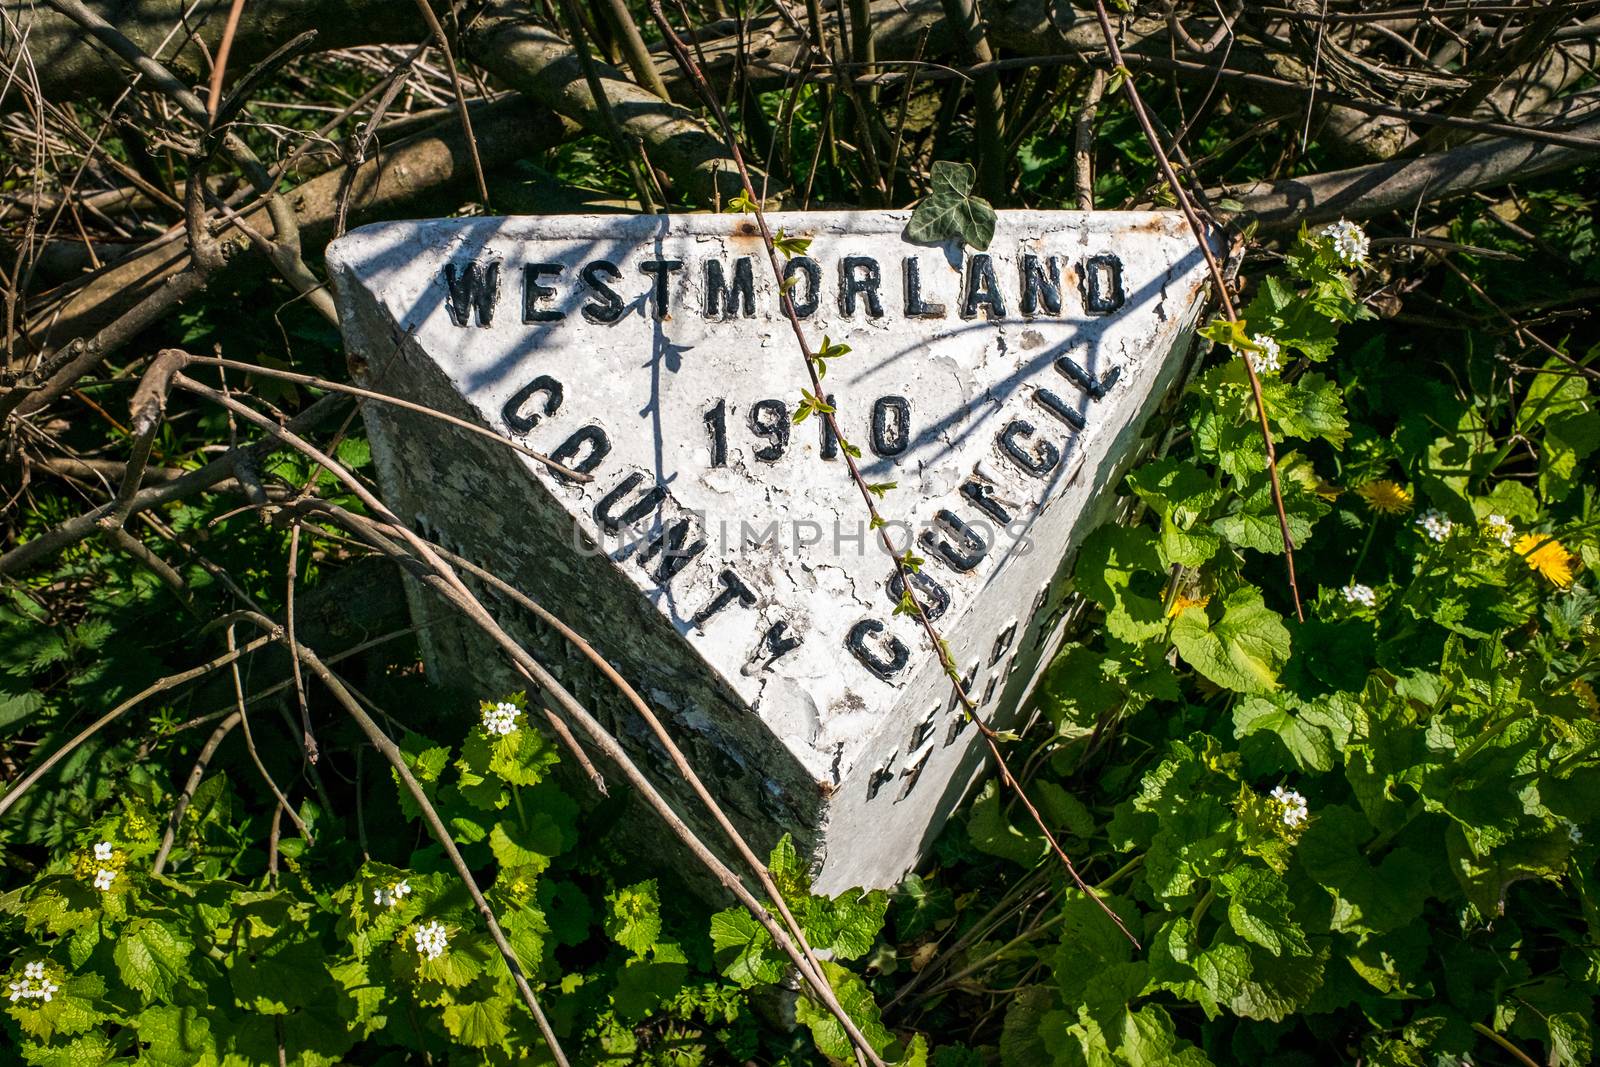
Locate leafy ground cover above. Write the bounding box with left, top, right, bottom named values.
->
left=3, top=9, right=1599, bottom=1064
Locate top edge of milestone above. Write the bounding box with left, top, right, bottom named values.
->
left=327, top=210, right=1217, bottom=262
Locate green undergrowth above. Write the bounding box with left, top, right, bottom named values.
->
left=3, top=172, right=1599, bottom=1066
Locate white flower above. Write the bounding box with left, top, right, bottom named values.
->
left=373, top=879, right=412, bottom=908
left=8, top=963, right=59, bottom=1003
left=1417, top=509, right=1453, bottom=543
left=1248, top=335, right=1282, bottom=374
left=1564, top=819, right=1582, bottom=845
left=93, top=841, right=114, bottom=862
left=1270, top=785, right=1310, bottom=829
left=1484, top=513, right=1515, bottom=547
left=1320, top=219, right=1370, bottom=268
left=1342, top=583, right=1376, bottom=608
left=481, top=701, right=521, bottom=737
left=92, top=868, right=116, bottom=892
left=413, top=920, right=449, bottom=960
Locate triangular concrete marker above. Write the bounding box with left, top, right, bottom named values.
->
left=329, top=211, right=1214, bottom=892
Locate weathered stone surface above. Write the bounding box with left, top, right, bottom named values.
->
left=327, top=211, right=1214, bottom=892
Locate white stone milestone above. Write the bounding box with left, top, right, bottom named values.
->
left=328, top=211, right=1214, bottom=893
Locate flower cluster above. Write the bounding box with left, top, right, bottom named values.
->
left=1484, top=513, right=1516, bottom=547
left=78, top=840, right=121, bottom=894
left=373, top=879, right=412, bottom=909
left=1270, top=785, right=1310, bottom=829
left=1320, top=219, right=1370, bottom=268
left=1342, top=583, right=1376, bottom=608
left=7, top=962, right=59, bottom=1004
left=1416, top=509, right=1454, bottom=543
left=1248, top=335, right=1282, bottom=374
left=413, top=920, right=449, bottom=960
left=481, top=701, right=522, bottom=737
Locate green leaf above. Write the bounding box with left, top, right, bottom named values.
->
left=441, top=997, right=511, bottom=1049
left=1232, top=696, right=1335, bottom=773
left=967, top=779, right=1045, bottom=866
left=1170, top=587, right=1291, bottom=694
left=795, top=960, right=895, bottom=1061
left=114, top=918, right=192, bottom=1003
left=1119, top=1004, right=1213, bottom=1066
left=1262, top=373, right=1350, bottom=446
left=8, top=972, right=108, bottom=1042
left=488, top=815, right=562, bottom=875
left=1215, top=865, right=1309, bottom=958
left=709, top=908, right=784, bottom=987
left=906, top=161, right=997, bottom=251
left=135, top=1004, right=215, bottom=1067
left=605, top=880, right=663, bottom=958
left=1074, top=525, right=1167, bottom=645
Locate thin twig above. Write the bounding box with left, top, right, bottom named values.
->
left=1090, top=0, right=1305, bottom=622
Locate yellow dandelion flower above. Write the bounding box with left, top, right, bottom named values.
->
left=1355, top=480, right=1412, bottom=515
left=1514, top=533, right=1578, bottom=589
left=1167, top=593, right=1211, bottom=618
left=1572, top=679, right=1599, bottom=715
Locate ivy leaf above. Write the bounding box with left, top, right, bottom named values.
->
left=1171, top=587, right=1291, bottom=694
left=114, top=918, right=192, bottom=1003
left=906, top=161, right=996, bottom=251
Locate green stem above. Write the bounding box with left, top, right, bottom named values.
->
left=1190, top=884, right=1217, bottom=926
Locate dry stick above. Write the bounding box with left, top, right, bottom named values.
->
left=289, top=637, right=569, bottom=1067
left=554, top=0, right=659, bottom=213
left=384, top=519, right=853, bottom=1029
left=0, top=633, right=277, bottom=819
left=409, top=0, right=491, bottom=209
left=205, top=0, right=250, bottom=123
left=170, top=373, right=886, bottom=1064
left=181, top=353, right=591, bottom=480
left=597, top=0, right=672, bottom=98
left=644, top=0, right=1139, bottom=947
left=223, top=621, right=313, bottom=842
left=291, top=497, right=887, bottom=1067
left=151, top=711, right=243, bottom=874
left=937, top=0, right=1003, bottom=199
left=284, top=523, right=318, bottom=764
left=1090, top=0, right=1305, bottom=623
left=0, top=392, right=348, bottom=578
left=1073, top=68, right=1109, bottom=211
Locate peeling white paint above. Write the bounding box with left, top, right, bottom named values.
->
left=328, top=210, right=1215, bottom=892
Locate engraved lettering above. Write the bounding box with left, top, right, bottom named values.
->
left=1020, top=254, right=1062, bottom=316
left=840, top=256, right=884, bottom=318
left=690, top=569, right=757, bottom=629
left=638, top=258, right=683, bottom=319
left=594, top=472, right=666, bottom=532
left=902, top=257, right=945, bottom=317
left=921, top=508, right=988, bottom=572
left=704, top=257, right=756, bottom=319
left=502, top=374, right=562, bottom=434
left=548, top=425, right=611, bottom=481
left=522, top=263, right=565, bottom=323
left=1082, top=253, right=1125, bottom=314
left=580, top=260, right=625, bottom=324
left=444, top=261, right=498, bottom=327
left=847, top=619, right=909, bottom=681
left=870, top=395, right=911, bottom=457
left=961, top=254, right=1006, bottom=319
left=999, top=419, right=1061, bottom=477
left=784, top=256, right=821, bottom=318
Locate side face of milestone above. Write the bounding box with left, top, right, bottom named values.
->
left=328, top=211, right=1214, bottom=891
